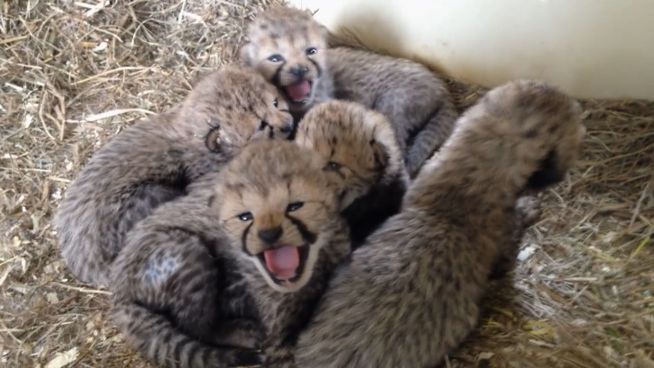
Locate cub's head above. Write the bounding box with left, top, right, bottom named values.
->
left=216, top=140, right=341, bottom=293
left=240, top=7, right=328, bottom=112
left=295, top=101, right=407, bottom=210
left=477, top=80, right=585, bottom=191
left=180, top=65, right=294, bottom=156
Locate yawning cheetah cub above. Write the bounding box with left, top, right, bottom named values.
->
left=110, top=140, right=350, bottom=368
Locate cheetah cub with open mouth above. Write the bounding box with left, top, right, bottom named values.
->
left=110, top=139, right=350, bottom=368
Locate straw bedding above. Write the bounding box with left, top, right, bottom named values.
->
left=1, top=1, right=652, bottom=367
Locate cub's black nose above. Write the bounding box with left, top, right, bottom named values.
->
left=289, top=65, right=309, bottom=78
left=258, top=226, right=283, bottom=244
left=280, top=122, right=294, bottom=135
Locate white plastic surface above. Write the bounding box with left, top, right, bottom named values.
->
left=290, top=0, right=654, bottom=99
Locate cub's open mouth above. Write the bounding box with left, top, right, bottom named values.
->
left=256, top=244, right=310, bottom=285
left=283, top=80, right=313, bottom=104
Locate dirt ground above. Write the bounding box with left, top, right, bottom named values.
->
left=1, top=1, right=652, bottom=367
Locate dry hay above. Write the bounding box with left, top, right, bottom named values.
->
left=0, top=1, right=652, bottom=367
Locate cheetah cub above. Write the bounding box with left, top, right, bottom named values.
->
left=295, top=80, right=585, bottom=368
left=295, top=100, right=409, bottom=246
left=55, top=65, right=293, bottom=287
left=241, top=6, right=458, bottom=176
left=111, top=140, right=350, bottom=368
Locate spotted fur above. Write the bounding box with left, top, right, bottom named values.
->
left=110, top=140, right=350, bottom=368
left=295, top=80, right=585, bottom=367
left=55, top=65, right=294, bottom=287
left=241, top=6, right=458, bottom=176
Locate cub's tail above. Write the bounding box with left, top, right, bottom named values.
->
left=405, top=99, right=458, bottom=177
left=112, top=302, right=262, bottom=368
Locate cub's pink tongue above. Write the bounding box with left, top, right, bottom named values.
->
left=263, top=246, right=299, bottom=280
left=285, top=80, right=311, bottom=101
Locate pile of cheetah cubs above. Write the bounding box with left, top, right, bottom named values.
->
left=55, top=6, right=585, bottom=368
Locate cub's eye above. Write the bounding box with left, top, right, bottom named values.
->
left=268, top=54, right=284, bottom=62
left=325, top=161, right=342, bottom=171
left=205, top=127, right=222, bottom=153
left=273, top=98, right=279, bottom=107
left=306, top=47, right=318, bottom=55
left=238, top=212, right=253, bottom=222
left=287, top=202, right=304, bottom=212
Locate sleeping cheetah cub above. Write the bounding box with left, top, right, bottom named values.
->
left=55, top=65, right=294, bottom=287
left=295, top=80, right=585, bottom=367
left=241, top=6, right=458, bottom=176
left=110, top=140, right=350, bottom=368
left=295, top=100, right=408, bottom=246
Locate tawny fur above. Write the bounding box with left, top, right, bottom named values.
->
left=110, top=140, right=351, bottom=368
left=55, top=65, right=294, bottom=287
left=241, top=6, right=457, bottom=176
left=294, top=80, right=585, bottom=368
left=295, top=100, right=409, bottom=246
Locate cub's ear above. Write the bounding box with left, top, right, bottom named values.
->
left=370, top=138, right=390, bottom=175
left=366, top=110, right=408, bottom=182
left=301, top=8, right=329, bottom=39
left=205, top=120, right=224, bottom=153
left=318, top=24, right=330, bottom=40
left=239, top=41, right=255, bottom=65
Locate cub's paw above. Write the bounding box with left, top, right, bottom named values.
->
left=516, top=195, right=542, bottom=228
left=231, top=349, right=265, bottom=367
left=209, top=318, right=265, bottom=350
left=490, top=195, right=542, bottom=280
left=263, top=345, right=296, bottom=368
